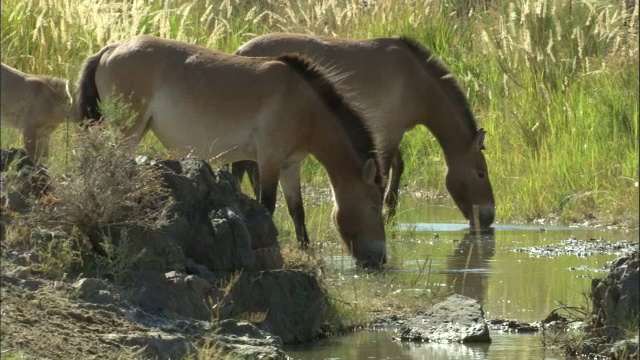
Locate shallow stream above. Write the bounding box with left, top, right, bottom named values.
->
left=286, top=202, right=638, bottom=360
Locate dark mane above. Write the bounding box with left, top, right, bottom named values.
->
left=277, top=53, right=385, bottom=185
left=398, top=37, right=479, bottom=136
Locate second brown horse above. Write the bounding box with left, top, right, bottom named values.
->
left=232, top=34, right=496, bottom=240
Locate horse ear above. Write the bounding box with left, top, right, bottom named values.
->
left=362, top=158, right=378, bottom=184
left=473, top=129, right=486, bottom=151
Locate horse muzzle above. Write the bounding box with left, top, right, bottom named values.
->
left=354, top=242, right=387, bottom=270
left=469, top=204, right=495, bottom=229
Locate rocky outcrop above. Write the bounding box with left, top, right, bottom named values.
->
left=0, top=148, right=50, bottom=234
left=398, top=294, right=491, bottom=343
left=100, top=319, right=287, bottom=360
left=149, top=158, right=283, bottom=272
left=561, top=251, right=639, bottom=359
left=228, top=270, right=328, bottom=344
left=1, top=150, right=329, bottom=358
left=590, top=251, right=639, bottom=329
left=212, top=320, right=288, bottom=360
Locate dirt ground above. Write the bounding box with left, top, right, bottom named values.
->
left=1, top=271, right=147, bottom=359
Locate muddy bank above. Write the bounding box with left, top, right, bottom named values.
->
left=1, top=149, right=328, bottom=359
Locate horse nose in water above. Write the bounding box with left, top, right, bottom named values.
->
left=471, top=205, right=495, bottom=229
left=355, top=242, right=387, bottom=269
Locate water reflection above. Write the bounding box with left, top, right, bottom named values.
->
left=398, top=339, right=490, bottom=359
left=445, top=229, right=496, bottom=305
left=285, top=330, right=555, bottom=360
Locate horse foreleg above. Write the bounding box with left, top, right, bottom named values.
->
left=34, top=133, right=51, bottom=163
left=385, top=149, right=405, bottom=221
left=280, top=161, right=310, bottom=249
left=22, top=127, right=39, bottom=163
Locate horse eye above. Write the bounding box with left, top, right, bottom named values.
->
left=476, top=170, right=486, bottom=179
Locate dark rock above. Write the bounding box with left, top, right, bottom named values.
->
left=563, top=251, right=639, bottom=358
left=12, top=252, right=40, bottom=267
left=2, top=271, right=44, bottom=292
left=184, top=256, right=219, bottom=282
left=398, top=294, right=491, bottom=343
left=488, top=318, right=541, bottom=333
left=129, top=270, right=221, bottom=321
left=0, top=148, right=50, bottom=237
left=151, top=158, right=283, bottom=272
left=590, top=251, right=639, bottom=329
left=103, top=331, right=197, bottom=360
left=101, top=317, right=286, bottom=359
left=121, top=227, right=187, bottom=273
left=73, top=278, right=115, bottom=305
left=6, top=265, right=32, bottom=280
left=211, top=319, right=287, bottom=360
left=227, top=270, right=328, bottom=344
left=607, top=339, right=639, bottom=359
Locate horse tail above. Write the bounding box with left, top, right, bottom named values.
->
left=276, top=53, right=385, bottom=185
left=74, top=45, right=115, bottom=125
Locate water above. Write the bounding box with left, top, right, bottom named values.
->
left=288, top=203, right=638, bottom=360
left=286, top=331, right=562, bottom=360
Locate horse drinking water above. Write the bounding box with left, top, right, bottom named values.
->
left=74, top=35, right=387, bottom=268
left=1, top=63, right=72, bottom=163
left=232, top=34, right=495, bottom=240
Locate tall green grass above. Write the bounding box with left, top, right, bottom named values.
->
left=1, top=0, right=637, bottom=227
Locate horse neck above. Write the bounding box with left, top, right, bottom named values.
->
left=307, top=111, right=365, bottom=197
left=418, top=76, right=474, bottom=162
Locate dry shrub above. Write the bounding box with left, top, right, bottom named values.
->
left=4, top=101, right=174, bottom=278
left=281, top=243, right=324, bottom=271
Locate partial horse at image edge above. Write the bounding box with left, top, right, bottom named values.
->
left=0, top=63, right=73, bottom=163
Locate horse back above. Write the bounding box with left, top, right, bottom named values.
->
left=89, top=35, right=321, bottom=161
left=235, top=34, right=427, bottom=145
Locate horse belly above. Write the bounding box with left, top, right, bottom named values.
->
left=149, top=102, right=256, bottom=163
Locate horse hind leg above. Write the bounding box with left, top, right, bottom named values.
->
left=100, top=94, right=152, bottom=150
left=279, top=161, right=310, bottom=249
left=385, top=149, right=405, bottom=221
left=256, top=156, right=282, bottom=215
left=231, top=160, right=261, bottom=199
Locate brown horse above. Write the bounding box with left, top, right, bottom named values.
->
left=1, top=63, right=72, bottom=163
left=232, top=33, right=495, bottom=230
left=74, top=35, right=387, bottom=267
